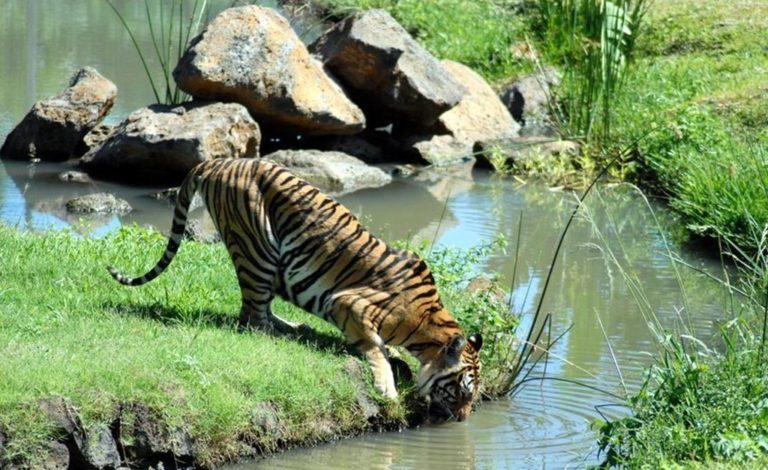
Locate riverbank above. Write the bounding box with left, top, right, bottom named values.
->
left=0, top=225, right=514, bottom=468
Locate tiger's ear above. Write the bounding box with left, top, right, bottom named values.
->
left=468, top=333, right=483, bottom=351
left=445, top=335, right=467, bottom=367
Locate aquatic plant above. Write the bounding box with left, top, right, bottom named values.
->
left=104, top=0, right=209, bottom=105
left=534, top=0, right=648, bottom=145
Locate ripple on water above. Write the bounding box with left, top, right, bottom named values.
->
left=244, top=377, right=622, bottom=470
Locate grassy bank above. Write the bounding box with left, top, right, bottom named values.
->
left=0, top=225, right=515, bottom=468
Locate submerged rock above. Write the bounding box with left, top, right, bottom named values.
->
left=65, top=193, right=132, bottom=215
left=264, top=149, right=392, bottom=195
left=311, top=9, right=464, bottom=126
left=404, top=134, right=474, bottom=167
left=80, top=101, right=260, bottom=184
left=174, top=6, right=365, bottom=135
left=57, top=170, right=92, bottom=184
left=0, top=67, right=117, bottom=161
left=475, top=136, right=581, bottom=167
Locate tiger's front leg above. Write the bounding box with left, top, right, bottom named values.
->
left=360, top=343, right=398, bottom=399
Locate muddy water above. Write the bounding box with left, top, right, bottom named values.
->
left=1, top=1, right=731, bottom=468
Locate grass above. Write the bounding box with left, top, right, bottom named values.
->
left=0, top=224, right=517, bottom=467
left=532, top=0, right=648, bottom=145
left=585, top=184, right=768, bottom=467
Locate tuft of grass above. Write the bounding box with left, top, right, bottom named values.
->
left=532, top=0, right=649, bottom=145
left=104, top=0, right=209, bottom=105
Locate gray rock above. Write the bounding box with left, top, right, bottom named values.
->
left=118, top=403, right=195, bottom=462
left=183, top=219, right=221, bottom=244
left=1, top=67, right=117, bottom=161
left=405, top=134, right=474, bottom=167
left=311, top=9, right=464, bottom=126
left=343, top=358, right=380, bottom=421
left=35, top=441, right=69, bottom=470
left=498, top=67, right=560, bottom=128
left=475, top=136, right=580, bottom=166
left=250, top=402, right=283, bottom=441
left=264, top=149, right=392, bottom=195
left=83, top=425, right=121, bottom=469
left=36, top=397, right=85, bottom=450
left=65, top=193, right=132, bottom=215
left=57, top=171, right=91, bottom=183
left=80, top=101, right=260, bottom=184
left=174, top=6, right=364, bottom=136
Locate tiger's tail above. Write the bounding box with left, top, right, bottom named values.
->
left=107, top=168, right=202, bottom=286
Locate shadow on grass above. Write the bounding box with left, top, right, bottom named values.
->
left=103, top=300, right=353, bottom=356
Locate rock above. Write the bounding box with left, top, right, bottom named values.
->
left=405, top=134, right=474, bottom=167
left=57, top=171, right=91, bottom=183
left=264, top=149, right=392, bottom=195
left=431, top=60, right=520, bottom=143
left=475, top=136, right=580, bottom=167
left=0, top=67, right=117, bottom=161
left=183, top=219, right=221, bottom=244
left=0, top=424, right=7, bottom=466
left=80, top=101, right=260, bottom=184
left=65, top=193, right=132, bottom=215
left=118, top=403, right=195, bottom=462
left=498, top=67, right=560, bottom=130
left=36, top=441, right=69, bottom=470
left=174, top=6, right=364, bottom=136
left=311, top=9, right=464, bottom=126
left=81, top=123, right=115, bottom=154
left=465, top=275, right=506, bottom=303
left=250, top=402, right=283, bottom=441
left=83, top=425, right=121, bottom=469
left=36, top=397, right=85, bottom=449
left=343, top=358, right=380, bottom=421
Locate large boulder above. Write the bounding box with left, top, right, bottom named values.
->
left=310, top=9, right=464, bottom=126
left=80, top=101, right=260, bottom=184
left=264, top=149, right=392, bottom=195
left=431, top=60, right=520, bottom=143
left=173, top=6, right=365, bottom=136
left=1, top=67, right=117, bottom=161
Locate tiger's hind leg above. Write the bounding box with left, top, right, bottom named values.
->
left=234, top=262, right=301, bottom=335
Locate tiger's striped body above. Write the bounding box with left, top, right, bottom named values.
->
left=108, top=158, right=482, bottom=421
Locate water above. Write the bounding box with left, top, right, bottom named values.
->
left=1, top=2, right=732, bottom=468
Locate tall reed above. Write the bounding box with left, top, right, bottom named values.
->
left=105, top=0, right=209, bottom=105
left=537, top=0, right=648, bottom=145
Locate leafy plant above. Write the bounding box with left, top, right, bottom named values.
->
left=535, top=0, right=648, bottom=145
left=105, top=0, right=209, bottom=105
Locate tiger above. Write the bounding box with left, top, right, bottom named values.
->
left=107, top=157, right=482, bottom=422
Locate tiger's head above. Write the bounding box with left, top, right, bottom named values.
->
left=417, top=333, right=483, bottom=423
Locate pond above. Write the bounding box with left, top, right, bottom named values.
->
left=1, top=1, right=731, bottom=468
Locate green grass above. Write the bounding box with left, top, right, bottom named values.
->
left=316, top=0, right=534, bottom=82
left=593, top=0, right=768, bottom=257
left=0, top=226, right=376, bottom=466
left=0, top=224, right=517, bottom=467
left=597, top=326, right=768, bottom=468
